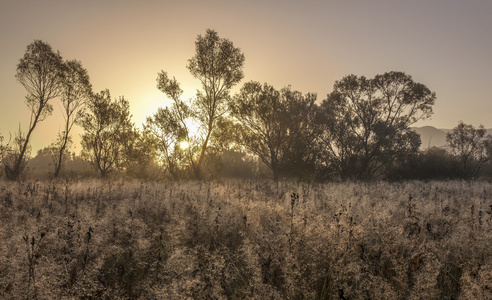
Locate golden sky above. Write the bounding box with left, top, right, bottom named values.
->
left=1, top=0, right=492, bottom=153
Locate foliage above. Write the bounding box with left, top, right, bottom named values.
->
left=205, top=149, right=259, bottom=179
left=0, top=179, right=491, bottom=298
left=446, top=122, right=492, bottom=179
left=146, top=71, right=198, bottom=179
left=51, top=60, right=92, bottom=178
left=318, top=71, right=435, bottom=180
left=187, top=29, right=245, bottom=176
left=79, top=90, right=134, bottom=178
left=231, top=82, right=320, bottom=181
left=1, top=128, right=31, bottom=180
left=3, top=40, right=65, bottom=180
left=152, top=29, right=245, bottom=179
left=386, top=146, right=458, bottom=180
left=9, top=37, right=492, bottom=182
left=123, top=129, right=162, bottom=179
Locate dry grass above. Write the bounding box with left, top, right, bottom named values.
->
left=0, top=179, right=491, bottom=299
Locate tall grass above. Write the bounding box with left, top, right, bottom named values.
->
left=0, top=179, right=491, bottom=299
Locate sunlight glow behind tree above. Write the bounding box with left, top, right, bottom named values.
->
left=179, top=140, right=190, bottom=150
left=3, top=40, right=65, bottom=180
left=187, top=29, right=245, bottom=176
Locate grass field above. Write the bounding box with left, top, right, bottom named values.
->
left=1, top=179, right=491, bottom=299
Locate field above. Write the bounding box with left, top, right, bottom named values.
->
left=0, top=179, right=491, bottom=299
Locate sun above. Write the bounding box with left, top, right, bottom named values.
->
left=179, top=140, right=190, bottom=150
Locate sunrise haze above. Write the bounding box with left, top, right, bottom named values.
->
left=1, top=0, right=491, bottom=153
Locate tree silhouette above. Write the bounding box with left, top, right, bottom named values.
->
left=278, top=87, right=321, bottom=180
left=446, top=122, right=492, bottom=178
left=51, top=60, right=92, bottom=177
left=79, top=90, right=134, bottom=178
left=145, top=71, right=197, bottom=179
left=319, top=71, right=435, bottom=180
left=123, top=128, right=158, bottom=179
left=1, top=127, right=30, bottom=179
left=153, top=29, right=245, bottom=178
left=3, top=40, right=64, bottom=180
left=231, top=82, right=319, bottom=181
left=187, top=29, right=245, bottom=177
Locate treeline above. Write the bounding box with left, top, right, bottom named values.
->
left=1, top=30, right=492, bottom=181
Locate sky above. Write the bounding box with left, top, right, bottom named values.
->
left=1, top=0, right=492, bottom=154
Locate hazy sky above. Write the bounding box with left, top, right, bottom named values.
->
left=1, top=0, right=491, bottom=153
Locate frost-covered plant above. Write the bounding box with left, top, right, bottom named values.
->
left=0, top=179, right=491, bottom=298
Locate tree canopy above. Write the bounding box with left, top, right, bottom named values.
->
left=51, top=59, right=92, bottom=177
left=150, top=29, right=245, bottom=179
left=446, top=122, right=492, bottom=178
left=318, top=71, right=436, bottom=180
left=79, top=90, right=134, bottom=178
left=231, top=81, right=319, bottom=181
left=18, top=36, right=492, bottom=181
left=187, top=29, right=245, bottom=176
left=3, top=40, right=65, bottom=180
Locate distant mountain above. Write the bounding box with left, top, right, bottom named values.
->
left=412, top=126, right=492, bottom=150
left=412, top=126, right=448, bottom=149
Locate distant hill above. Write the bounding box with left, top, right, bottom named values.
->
left=412, top=126, right=448, bottom=149
left=412, top=126, right=492, bottom=150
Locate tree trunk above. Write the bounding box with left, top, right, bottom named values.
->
left=54, top=117, right=71, bottom=178
left=195, top=120, right=213, bottom=179
left=54, top=138, right=68, bottom=178
left=6, top=123, right=36, bottom=181
left=271, top=150, right=279, bottom=182
left=273, top=167, right=279, bottom=182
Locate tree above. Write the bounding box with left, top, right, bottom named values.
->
left=278, top=87, right=322, bottom=180
left=79, top=90, right=134, bottom=178
left=3, top=40, right=64, bottom=180
left=1, top=128, right=30, bottom=179
left=144, top=71, right=197, bottom=179
left=446, top=122, right=492, bottom=178
left=230, top=81, right=319, bottom=181
left=51, top=60, right=92, bottom=177
left=120, top=128, right=159, bottom=179
left=144, top=108, right=191, bottom=179
left=319, top=71, right=435, bottom=180
left=187, top=29, right=245, bottom=177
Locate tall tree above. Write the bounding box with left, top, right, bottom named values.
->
left=3, top=40, right=64, bottom=180
left=279, top=87, right=321, bottom=179
left=79, top=90, right=134, bottom=178
left=51, top=60, right=92, bottom=177
left=446, top=122, right=492, bottom=178
left=230, top=81, right=319, bottom=181
left=319, top=71, right=435, bottom=180
left=187, top=29, right=245, bottom=177
left=145, top=71, right=197, bottom=179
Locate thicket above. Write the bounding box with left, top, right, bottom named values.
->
left=1, top=179, right=491, bottom=299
